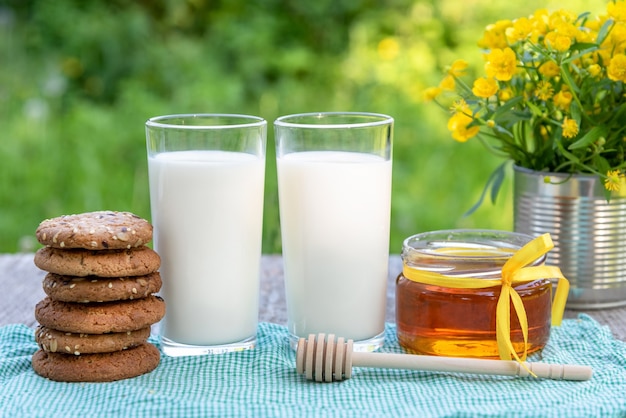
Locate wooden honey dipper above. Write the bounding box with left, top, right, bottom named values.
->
left=296, top=333, right=593, bottom=382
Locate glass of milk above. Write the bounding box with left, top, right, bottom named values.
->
left=274, top=112, right=393, bottom=351
left=146, top=114, right=266, bottom=356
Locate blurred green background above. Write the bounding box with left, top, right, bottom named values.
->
left=0, top=0, right=603, bottom=253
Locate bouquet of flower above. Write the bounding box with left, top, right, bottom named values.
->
left=426, top=2, right=626, bottom=203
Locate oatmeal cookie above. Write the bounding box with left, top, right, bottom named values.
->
left=42, top=272, right=162, bottom=303
left=35, top=325, right=151, bottom=354
left=36, top=211, right=152, bottom=250
left=32, top=342, right=160, bottom=382
left=34, top=246, right=160, bottom=277
left=35, top=296, right=166, bottom=334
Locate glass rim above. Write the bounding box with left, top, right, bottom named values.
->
left=402, top=229, right=541, bottom=260
left=274, top=112, right=393, bottom=129
left=146, top=113, right=267, bottom=129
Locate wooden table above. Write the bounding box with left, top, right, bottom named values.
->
left=2, top=253, right=626, bottom=341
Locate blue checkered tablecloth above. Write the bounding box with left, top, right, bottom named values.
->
left=1, top=315, right=625, bottom=417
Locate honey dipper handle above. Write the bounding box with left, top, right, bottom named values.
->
left=351, top=352, right=592, bottom=381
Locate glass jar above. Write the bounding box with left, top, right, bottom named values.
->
left=396, top=229, right=552, bottom=359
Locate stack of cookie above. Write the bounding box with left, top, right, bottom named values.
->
left=31, top=211, right=166, bottom=382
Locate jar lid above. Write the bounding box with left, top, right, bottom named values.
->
left=401, top=229, right=546, bottom=278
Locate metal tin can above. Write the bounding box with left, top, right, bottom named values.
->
left=514, top=165, right=626, bottom=309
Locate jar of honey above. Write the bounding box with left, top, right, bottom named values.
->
left=396, top=230, right=553, bottom=359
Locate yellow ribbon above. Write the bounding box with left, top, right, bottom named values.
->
left=402, top=233, right=569, bottom=374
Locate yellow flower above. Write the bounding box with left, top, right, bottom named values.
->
left=554, top=21, right=578, bottom=38
left=447, top=112, right=480, bottom=143
left=608, top=53, right=626, bottom=82
left=605, top=170, right=624, bottom=192
left=485, top=47, right=517, bottom=81
left=606, top=22, right=625, bottom=45
left=588, top=64, right=602, bottom=78
left=539, top=61, right=560, bottom=78
left=505, top=17, right=533, bottom=44
left=450, top=99, right=471, bottom=114
left=561, top=117, right=579, bottom=138
left=530, top=9, right=550, bottom=37
left=423, top=87, right=442, bottom=101
left=608, top=0, right=626, bottom=23
left=448, top=59, right=468, bottom=77
left=472, top=77, right=498, bottom=98
left=575, top=24, right=594, bottom=43
left=544, top=31, right=572, bottom=52
left=478, top=20, right=513, bottom=49
left=607, top=23, right=626, bottom=52
left=447, top=99, right=479, bottom=143
left=534, top=80, right=554, bottom=101
left=498, top=87, right=514, bottom=101
left=585, top=17, right=603, bottom=34
left=439, top=75, right=456, bottom=91
left=548, top=9, right=577, bottom=29
left=553, top=89, right=573, bottom=110
left=429, top=5, right=626, bottom=191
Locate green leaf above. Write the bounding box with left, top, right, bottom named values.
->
left=593, top=154, right=611, bottom=175
left=563, top=43, right=599, bottom=64
left=560, top=65, right=581, bottom=95
left=493, top=124, right=516, bottom=138
left=596, top=18, right=615, bottom=46
left=525, top=101, right=545, bottom=117
left=557, top=140, right=580, bottom=163
left=492, top=96, right=523, bottom=117
left=595, top=155, right=613, bottom=202
left=493, top=112, right=528, bottom=129
left=568, top=42, right=597, bottom=53
left=489, top=162, right=507, bottom=204
left=569, top=101, right=582, bottom=124
left=463, top=161, right=509, bottom=216
left=568, top=126, right=608, bottom=150
left=607, top=102, right=626, bottom=128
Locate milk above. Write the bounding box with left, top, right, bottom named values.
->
left=277, top=151, right=392, bottom=342
left=148, top=150, right=265, bottom=347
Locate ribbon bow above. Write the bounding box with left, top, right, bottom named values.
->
left=402, top=233, right=569, bottom=374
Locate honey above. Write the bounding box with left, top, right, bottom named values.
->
left=396, top=230, right=552, bottom=359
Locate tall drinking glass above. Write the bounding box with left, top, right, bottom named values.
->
left=274, top=112, right=393, bottom=351
left=146, top=114, right=266, bottom=356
